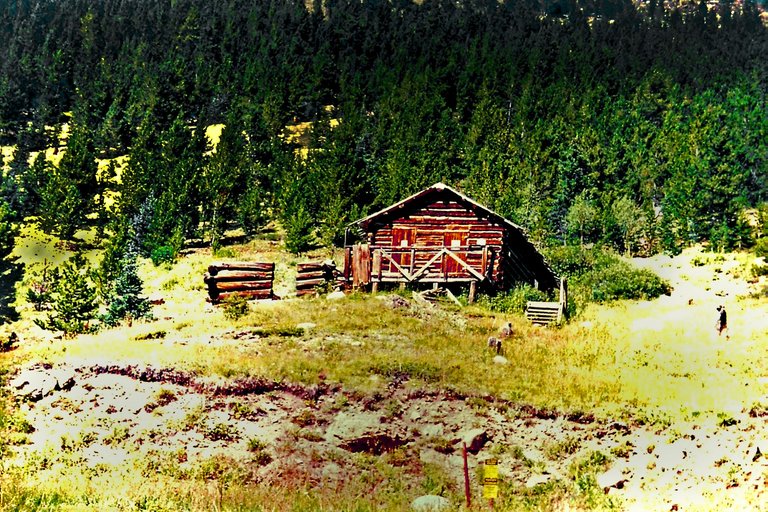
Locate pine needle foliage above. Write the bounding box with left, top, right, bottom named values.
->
left=35, top=254, right=98, bottom=336
left=101, top=251, right=152, bottom=327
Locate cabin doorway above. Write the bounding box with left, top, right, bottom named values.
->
left=443, top=231, right=465, bottom=275
left=391, top=228, right=416, bottom=274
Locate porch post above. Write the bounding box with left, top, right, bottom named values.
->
left=468, top=280, right=477, bottom=304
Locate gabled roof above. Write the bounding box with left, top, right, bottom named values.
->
left=350, top=182, right=559, bottom=290
left=353, top=182, right=525, bottom=232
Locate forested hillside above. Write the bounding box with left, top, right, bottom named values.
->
left=1, top=0, right=767, bottom=262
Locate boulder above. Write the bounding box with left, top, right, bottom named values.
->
left=411, top=495, right=451, bottom=512
left=493, top=355, right=508, bottom=365
left=48, top=367, right=77, bottom=391
left=461, top=428, right=489, bottom=454
left=296, top=322, right=317, bottom=331
left=9, top=370, right=60, bottom=402
left=597, top=466, right=628, bottom=491
left=339, top=431, right=409, bottom=455
left=525, top=473, right=552, bottom=488
left=326, top=291, right=346, bottom=300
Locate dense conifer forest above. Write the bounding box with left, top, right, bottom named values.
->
left=1, top=0, right=767, bottom=261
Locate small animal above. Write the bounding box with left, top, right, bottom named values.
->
left=487, top=336, right=502, bottom=354
left=499, top=322, right=513, bottom=338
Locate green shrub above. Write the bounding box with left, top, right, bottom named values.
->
left=223, top=294, right=250, bottom=320
left=101, top=253, right=153, bottom=327
left=752, top=263, right=768, bottom=278
left=213, top=247, right=238, bottom=259
left=34, top=254, right=98, bottom=336
left=0, top=332, right=18, bottom=352
left=544, top=246, right=671, bottom=304
left=133, top=330, right=167, bottom=341
left=477, top=285, right=550, bottom=314
left=755, top=237, right=768, bottom=259
left=150, top=246, right=176, bottom=266
left=584, top=263, right=671, bottom=302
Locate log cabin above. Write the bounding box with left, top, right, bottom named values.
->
left=343, top=182, right=559, bottom=302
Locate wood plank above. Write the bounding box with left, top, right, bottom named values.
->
left=379, top=277, right=479, bottom=283
left=445, top=287, right=462, bottom=306
left=214, top=281, right=273, bottom=292
left=352, top=243, right=371, bottom=287
left=204, top=271, right=274, bottom=283
left=343, top=247, right=351, bottom=281
left=296, top=278, right=326, bottom=289
left=208, top=262, right=275, bottom=275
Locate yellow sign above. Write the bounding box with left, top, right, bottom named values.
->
left=483, top=458, right=499, bottom=499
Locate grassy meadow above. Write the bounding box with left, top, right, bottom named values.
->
left=0, top=216, right=767, bottom=510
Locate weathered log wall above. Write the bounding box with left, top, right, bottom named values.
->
left=204, top=262, right=276, bottom=303
left=295, top=261, right=343, bottom=297
left=366, top=200, right=503, bottom=283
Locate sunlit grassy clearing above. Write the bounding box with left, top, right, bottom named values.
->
left=586, top=291, right=768, bottom=419
left=7, top=224, right=768, bottom=425
left=12, top=245, right=768, bottom=424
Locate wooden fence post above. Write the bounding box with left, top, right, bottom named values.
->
left=372, top=250, right=381, bottom=293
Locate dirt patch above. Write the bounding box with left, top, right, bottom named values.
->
left=9, top=362, right=768, bottom=510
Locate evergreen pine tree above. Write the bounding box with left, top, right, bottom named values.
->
left=101, top=250, right=152, bottom=327
left=38, top=117, right=98, bottom=239
left=0, top=200, right=17, bottom=259
left=36, top=254, right=98, bottom=336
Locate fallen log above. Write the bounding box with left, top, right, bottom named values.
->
left=296, top=262, right=327, bottom=272
left=295, top=270, right=328, bottom=280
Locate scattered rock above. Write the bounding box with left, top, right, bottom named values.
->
left=493, top=355, right=508, bottom=365
left=9, top=366, right=76, bottom=401
left=525, top=473, right=552, bottom=488
left=326, top=291, right=346, bottom=300
left=460, top=428, right=488, bottom=454
left=339, top=432, right=408, bottom=455
left=411, top=495, right=451, bottom=511
left=296, top=323, right=317, bottom=331
left=597, top=465, right=628, bottom=491
left=148, top=294, right=165, bottom=305
left=388, top=295, right=411, bottom=309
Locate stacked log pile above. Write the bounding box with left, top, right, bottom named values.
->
left=204, top=262, right=275, bottom=303
left=296, top=261, right=343, bottom=297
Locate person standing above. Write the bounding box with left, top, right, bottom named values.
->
left=716, top=305, right=729, bottom=340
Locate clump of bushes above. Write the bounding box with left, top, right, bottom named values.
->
left=150, top=245, right=176, bottom=267
left=476, top=284, right=551, bottom=314
left=545, top=246, right=671, bottom=304
left=755, top=237, right=768, bottom=259
left=222, top=294, right=250, bottom=320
